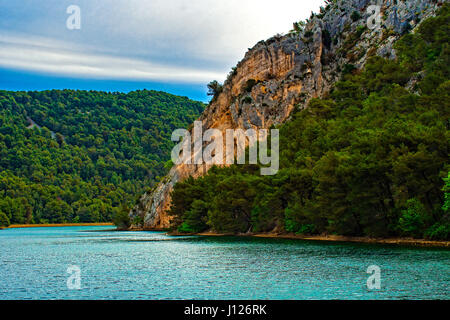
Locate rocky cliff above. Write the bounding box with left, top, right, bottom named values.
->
left=130, top=0, right=445, bottom=230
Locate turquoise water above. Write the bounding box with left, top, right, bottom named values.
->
left=0, top=226, right=448, bottom=300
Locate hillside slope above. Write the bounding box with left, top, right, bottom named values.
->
left=130, top=0, right=447, bottom=230
left=0, top=90, right=204, bottom=225
left=168, top=5, right=449, bottom=240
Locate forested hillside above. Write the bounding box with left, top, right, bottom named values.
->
left=169, top=4, right=450, bottom=240
left=0, top=89, right=204, bottom=225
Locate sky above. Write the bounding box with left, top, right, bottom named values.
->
left=0, top=0, right=325, bottom=102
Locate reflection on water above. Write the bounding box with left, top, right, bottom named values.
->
left=0, top=226, right=448, bottom=300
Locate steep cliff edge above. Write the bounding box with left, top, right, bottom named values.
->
left=130, top=0, right=445, bottom=230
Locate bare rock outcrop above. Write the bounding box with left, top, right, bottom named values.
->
left=130, top=0, right=445, bottom=230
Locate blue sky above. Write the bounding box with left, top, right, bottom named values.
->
left=0, top=0, right=324, bottom=102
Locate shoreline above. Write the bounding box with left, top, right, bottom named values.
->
left=165, top=230, right=450, bottom=248
left=6, top=223, right=114, bottom=229
left=5, top=224, right=447, bottom=248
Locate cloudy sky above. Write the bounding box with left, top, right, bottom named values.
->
left=0, top=0, right=325, bottom=101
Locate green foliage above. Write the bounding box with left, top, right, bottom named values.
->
left=178, top=200, right=209, bottom=233
left=242, top=96, right=253, bottom=104
left=398, top=199, right=430, bottom=238
left=304, top=30, right=314, bottom=38
left=395, top=3, right=449, bottom=75
left=0, top=210, right=10, bottom=227
left=43, top=199, right=73, bottom=224
left=425, top=223, right=450, bottom=241
left=322, top=29, right=332, bottom=50
left=424, top=173, right=450, bottom=240
left=342, top=63, right=356, bottom=75
left=291, top=21, right=306, bottom=34
left=207, top=175, right=256, bottom=233
left=169, top=6, right=450, bottom=240
left=297, top=224, right=316, bottom=235
left=244, top=79, right=258, bottom=93
left=351, top=11, right=361, bottom=22
left=442, top=173, right=450, bottom=213
left=284, top=205, right=302, bottom=233
left=164, top=159, right=174, bottom=171
left=342, top=26, right=367, bottom=53
left=112, top=206, right=131, bottom=230
left=207, top=80, right=223, bottom=101
left=0, top=89, right=204, bottom=224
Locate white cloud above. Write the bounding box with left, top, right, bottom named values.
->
left=0, top=0, right=325, bottom=83
left=95, top=0, right=325, bottom=63
left=0, top=34, right=225, bottom=83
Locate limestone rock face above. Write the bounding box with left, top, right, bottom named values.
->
left=129, top=0, right=444, bottom=230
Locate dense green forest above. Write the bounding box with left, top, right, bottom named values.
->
left=0, top=89, right=204, bottom=226
left=169, top=5, right=450, bottom=240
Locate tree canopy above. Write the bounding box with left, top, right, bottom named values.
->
left=0, top=89, right=204, bottom=224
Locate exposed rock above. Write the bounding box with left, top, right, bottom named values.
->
left=130, top=0, right=445, bottom=230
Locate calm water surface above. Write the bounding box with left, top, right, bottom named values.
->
left=0, top=226, right=448, bottom=300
